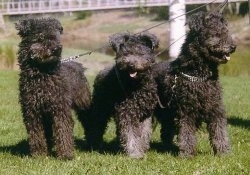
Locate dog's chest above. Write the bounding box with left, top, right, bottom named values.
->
left=20, top=72, right=67, bottom=109
left=166, top=76, right=222, bottom=110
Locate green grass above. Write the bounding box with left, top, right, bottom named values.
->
left=0, top=70, right=249, bottom=174
left=0, top=40, right=18, bottom=69
left=220, top=45, right=250, bottom=76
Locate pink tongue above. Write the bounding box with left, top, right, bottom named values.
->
left=224, top=54, right=230, bottom=61
left=130, top=72, right=137, bottom=78
left=225, top=56, right=230, bottom=61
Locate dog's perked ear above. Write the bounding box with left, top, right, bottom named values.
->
left=46, top=18, right=63, bottom=34
left=187, top=11, right=206, bottom=33
left=137, top=33, right=159, bottom=50
left=15, top=19, right=33, bottom=37
left=109, top=33, right=130, bottom=53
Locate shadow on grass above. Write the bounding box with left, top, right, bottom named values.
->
left=75, top=138, right=179, bottom=156
left=0, top=138, right=118, bottom=158
left=228, top=116, right=250, bottom=130
left=150, top=142, right=179, bottom=156
left=0, top=138, right=102, bottom=158
left=1, top=139, right=179, bottom=157
left=0, top=140, right=30, bottom=157
left=75, top=138, right=121, bottom=155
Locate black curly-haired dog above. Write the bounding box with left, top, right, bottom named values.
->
left=85, top=33, right=159, bottom=158
left=154, top=11, right=236, bottom=157
left=16, top=18, right=91, bottom=160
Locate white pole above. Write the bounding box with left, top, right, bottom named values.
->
left=0, top=14, right=5, bottom=32
left=248, top=0, right=250, bottom=24
left=169, top=0, right=186, bottom=60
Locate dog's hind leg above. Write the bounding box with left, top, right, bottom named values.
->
left=84, top=104, right=111, bottom=150
left=73, top=77, right=91, bottom=133
left=155, top=108, right=176, bottom=150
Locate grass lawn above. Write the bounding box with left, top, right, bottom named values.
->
left=0, top=70, right=249, bottom=175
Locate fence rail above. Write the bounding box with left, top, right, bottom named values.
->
left=0, top=0, right=247, bottom=15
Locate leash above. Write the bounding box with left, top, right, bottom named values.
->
left=60, top=0, right=224, bottom=63
left=60, top=52, right=91, bottom=63
left=60, top=44, right=110, bottom=63
left=167, top=74, right=178, bottom=107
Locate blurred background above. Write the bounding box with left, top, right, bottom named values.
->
left=0, top=0, right=249, bottom=77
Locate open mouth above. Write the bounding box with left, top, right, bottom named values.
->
left=223, top=54, right=230, bottom=61
left=219, top=53, right=231, bottom=63
left=129, top=71, right=138, bottom=78
left=211, top=51, right=231, bottom=63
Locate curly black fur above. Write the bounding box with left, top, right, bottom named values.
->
left=154, top=11, right=236, bottom=157
left=85, top=32, right=159, bottom=158
left=16, top=18, right=91, bottom=160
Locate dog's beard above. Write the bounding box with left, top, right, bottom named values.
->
left=29, top=46, right=62, bottom=64
left=210, top=52, right=231, bottom=64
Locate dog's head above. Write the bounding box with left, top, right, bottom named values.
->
left=188, top=11, right=236, bottom=64
left=16, top=18, right=63, bottom=65
left=109, top=32, right=159, bottom=79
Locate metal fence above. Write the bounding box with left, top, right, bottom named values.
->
left=0, top=0, right=247, bottom=15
